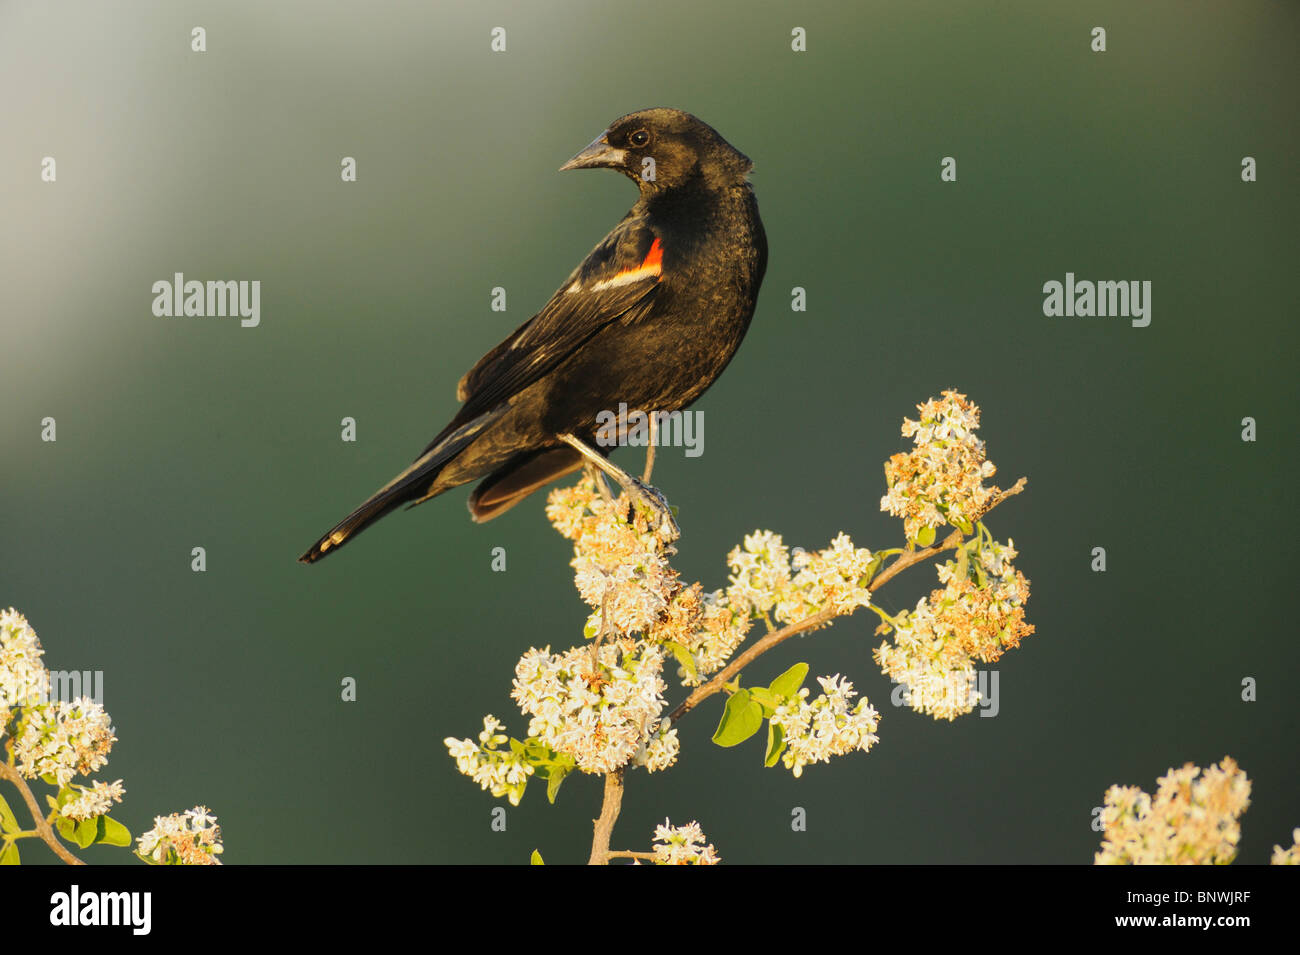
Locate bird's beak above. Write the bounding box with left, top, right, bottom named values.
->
left=559, top=133, right=626, bottom=171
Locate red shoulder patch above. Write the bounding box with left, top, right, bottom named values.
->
left=585, top=236, right=665, bottom=292
left=642, top=238, right=663, bottom=270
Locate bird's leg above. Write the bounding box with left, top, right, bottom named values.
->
left=584, top=462, right=615, bottom=506
left=558, top=433, right=679, bottom=539
left=643, top=413, right=658, bottom=483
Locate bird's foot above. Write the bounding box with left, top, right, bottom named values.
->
left=622, top=475, right=679, bottom=540
left=558, top=432, right=680, bottom=541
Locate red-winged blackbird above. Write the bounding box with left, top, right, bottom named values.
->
left=299, top=108, right=767, bottom=563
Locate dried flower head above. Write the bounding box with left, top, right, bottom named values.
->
left=881, top=390, right=1001, bottom=541
left=649, top=583, right=751, bottom=687
left=932, top=539, right=1034, bottom=663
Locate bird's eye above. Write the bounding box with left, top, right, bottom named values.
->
left=628, top=129, right=651, bottom=148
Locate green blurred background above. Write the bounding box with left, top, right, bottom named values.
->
left=2, top=0, right=1296, bottom=864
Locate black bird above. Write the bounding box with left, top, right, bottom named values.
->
left=299, top=108, right=767, bottom=563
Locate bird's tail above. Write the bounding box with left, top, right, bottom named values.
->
left=298, top=413, right=499, bottom=564
left=297, top=484, right=417, bottom=564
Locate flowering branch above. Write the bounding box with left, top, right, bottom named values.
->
left=668, top=477, right=1026, bottom=723
left=445, top=390, right=1036, bottom=865
left=0, top=608, right=225, bottom=865
left=0, top=754, right=84, bottom=865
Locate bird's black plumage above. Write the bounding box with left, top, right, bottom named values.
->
left=299, top=108, right=767, bottom=563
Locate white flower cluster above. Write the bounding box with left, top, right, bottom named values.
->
left=136, top=806, right=223, bottom=865
left=1, top=608, right=49, bottom=726
left=726, top=531, right=791, bottom=615
left=632, top=719, right=679, bottom=773
left=60, top=779, right=126, bottom=821
left=769, top=675, right=880, bottom=777
left=874, top=609, right=981, bottom=721
left=652, top=819, right=720, bottom=865
left=443, top=715, right=535, bottom=806
left=1095, top=758, right=1251, bottom=865
left=511, top=643, right=668, bottom=775
left=875, top=535, right=1033, bottom=720
left=13, top=696, right=117, bottom=787
left=547, top=478, right=679, bottom=636
left=1272, top=829, right=1300, bottom=865
left=778, top=534, right=875, bottom=621
left=726, top=531, right=873, bottom=627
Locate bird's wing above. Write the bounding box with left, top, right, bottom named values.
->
left=451, top=214, right=664, bottom=424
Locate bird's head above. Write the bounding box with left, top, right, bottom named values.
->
left=559, top=108, right=753, bottom=194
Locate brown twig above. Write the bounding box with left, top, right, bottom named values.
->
left=0, top=758, right=86, bottom=865
left=608, top=850, right=658, bottom=862
left=587, top=769, right=625, bottom=865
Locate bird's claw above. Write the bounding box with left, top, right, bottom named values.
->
left=624, top=477, right=679, bottom=540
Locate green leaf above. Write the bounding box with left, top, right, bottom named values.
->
left=915, top=525, right=936, bottom=547
left=96, top=815, right=131, bottom=847
left=74, top=816, right=98, bottom=849
left=0, top=792, right=19, bottom=834
left=55, top=816, right=76, bottom=842
left=530, top=849, right=544, bottom=865
left=0, top=841, right=18, bottom=865
left=545, top=764, right=571, bottom=804
left=712, top=690, right=764, bottom=747
left=508, top=738, right=526, bottom=756
left=525, top=740, right=553, bottom=762
left=663, top=641, right=698, bottom=682
left=764, top=721, right=787, bottom=768
left=862, top=555, right=884, bottom=584
left=768, top=662, right=809, bottom=701
left=746, top=686, right=778, bottom=717
left=45, top=795, right=59, bottom=812
left=953, top=516, right=973, bottom=535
